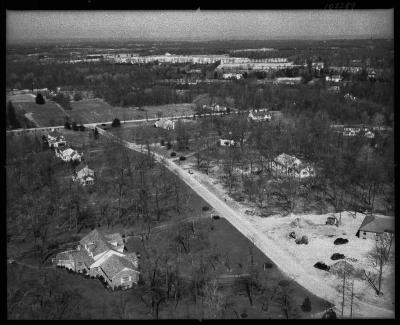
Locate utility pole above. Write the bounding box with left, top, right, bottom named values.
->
left=350, top=279, right=354, bottom=318
left=341, top=264, right=347, bottom=318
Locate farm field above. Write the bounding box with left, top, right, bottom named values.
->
left=8, top=93, right=67, bottom=127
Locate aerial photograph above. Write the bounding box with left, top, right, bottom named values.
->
left=6, top=9, right=394, bottom=319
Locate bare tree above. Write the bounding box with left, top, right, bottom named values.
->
left=364, top=232, right=394, bottom=295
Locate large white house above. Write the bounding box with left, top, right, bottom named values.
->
left=248, top=109, right=272, bottom=122
left=154, top=118, right=175, bottom=130
left=55, top=147, right=82, bottom=162
left=271, top=153, right=315, bottom=179
left=73, top=165, right=95, bottom=186
left=53, top=229, right=139, bottom=290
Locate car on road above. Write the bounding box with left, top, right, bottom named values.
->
left=188, top=169, right=193, bottom=174
left=170, top=152, right=177, bottom=157
left=7, top=258, right=16, bottom=264
left=245, top=210, right=255, bottom=215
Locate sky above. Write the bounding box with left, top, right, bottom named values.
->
left=6, top=10, right=393, bottom=43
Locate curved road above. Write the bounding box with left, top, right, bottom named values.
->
left=96, top=127, right=393, bottom=318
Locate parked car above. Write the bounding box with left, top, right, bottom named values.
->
left=170, top=152, right=177, bottom=157
left=188, top=169, right=193, bottom=174
left=7, top=258, right=16, bottom=264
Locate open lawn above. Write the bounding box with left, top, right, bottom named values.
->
left=69, top=99, right=138, bottom=124
left=68, top=99, right=196, bottom=124
left=8, top=93, right=67, bottom=127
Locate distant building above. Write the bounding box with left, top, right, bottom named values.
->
left=367, top=70, right=377, bottom=80
left=53, top=229, right=139, bottom=290
left=219, top=139, right=237, bottom=147
left=325, top=75, right=342, bottom=83
left=273, top=77, right=303, bottom=85
left=222, top=73, right=243, bottom=80
left=364, top=130, right=375, bottom=139
left=344, top=93, right=357, bottom=101
left=271, top=153, right=315, bottom=179
left=343, top=126, right=361, bottom=137
left=355, top=214, right=394, bottom=240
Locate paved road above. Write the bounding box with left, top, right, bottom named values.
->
left=6, top=111, right=237, bottom=134
left=97, top=127, right=393, bottom=319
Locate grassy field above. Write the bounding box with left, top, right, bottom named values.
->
left=69, top=99, right=196, bottom=124
left=8, top=93, right=67, bottom=127
left=69, top=99, right=138, bottom=124
left=141, top=103, right=195, bottom=119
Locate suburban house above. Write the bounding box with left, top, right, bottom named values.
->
left=355, top=214, right=395, bottom=240
left=364, top=130, right=375, bottom=139
left=154, top=118, right=175, bottom=130
left=248, top=109, right=272, bottom=122
left=344, top=93, right=357, bottom=101
left=47, top=130, right=67, bottom=148
left=53, top=229, right=139, bottom=290
left=73, top=165, right=95, bottom=186
left=202, top=104, right=227, bottom=113
left=367, top=70, right=377, bottom=80
left=271, top=153, right=315, bottom=179
left=55, top=147, right=82, bottom=162
left=219, top=138, right=237, bottom=147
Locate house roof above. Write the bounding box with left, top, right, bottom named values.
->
left=274, top=153, right=302, bottom=168
left=358, top=214, right=395, bottom=234
left=55, top=249, right=94, bottom=267
left=250, top=110, right=271, bottom=118
left=76, top=165, right=94, bottom=179
left=100, top=254, right=138, bottom=280
left=70, top=249, right=95, bottom=267
left=104, top=233, right=124, bottom=247
left=80, top=229, right=112, bottom=257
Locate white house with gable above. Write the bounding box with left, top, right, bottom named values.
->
left=271, top=153, right=315, bottom=179
left=73, top=165, right=95, bottom=186
left=55, top=147, right=82, bottom=162
left=154, top=118, right=175, bottom=130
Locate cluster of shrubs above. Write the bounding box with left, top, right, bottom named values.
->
left=64, top=121, right=85, bottom=131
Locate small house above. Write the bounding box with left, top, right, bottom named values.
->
left=219, top=139, right=237, bottom=147
left=356, top=214, right=394, bottom=240
left=154, top=118, right=175, bottom=130
left=248, top=109, right=272, bottom=122
left=47, top=130, right=66, bottom=148
left=56, top=147, right=82, bottom=162
left=271, top=153, right=315, bottom=179
left=73, top=165, right=95, bottom=186
left=364, top=130, right=375, bottom=139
